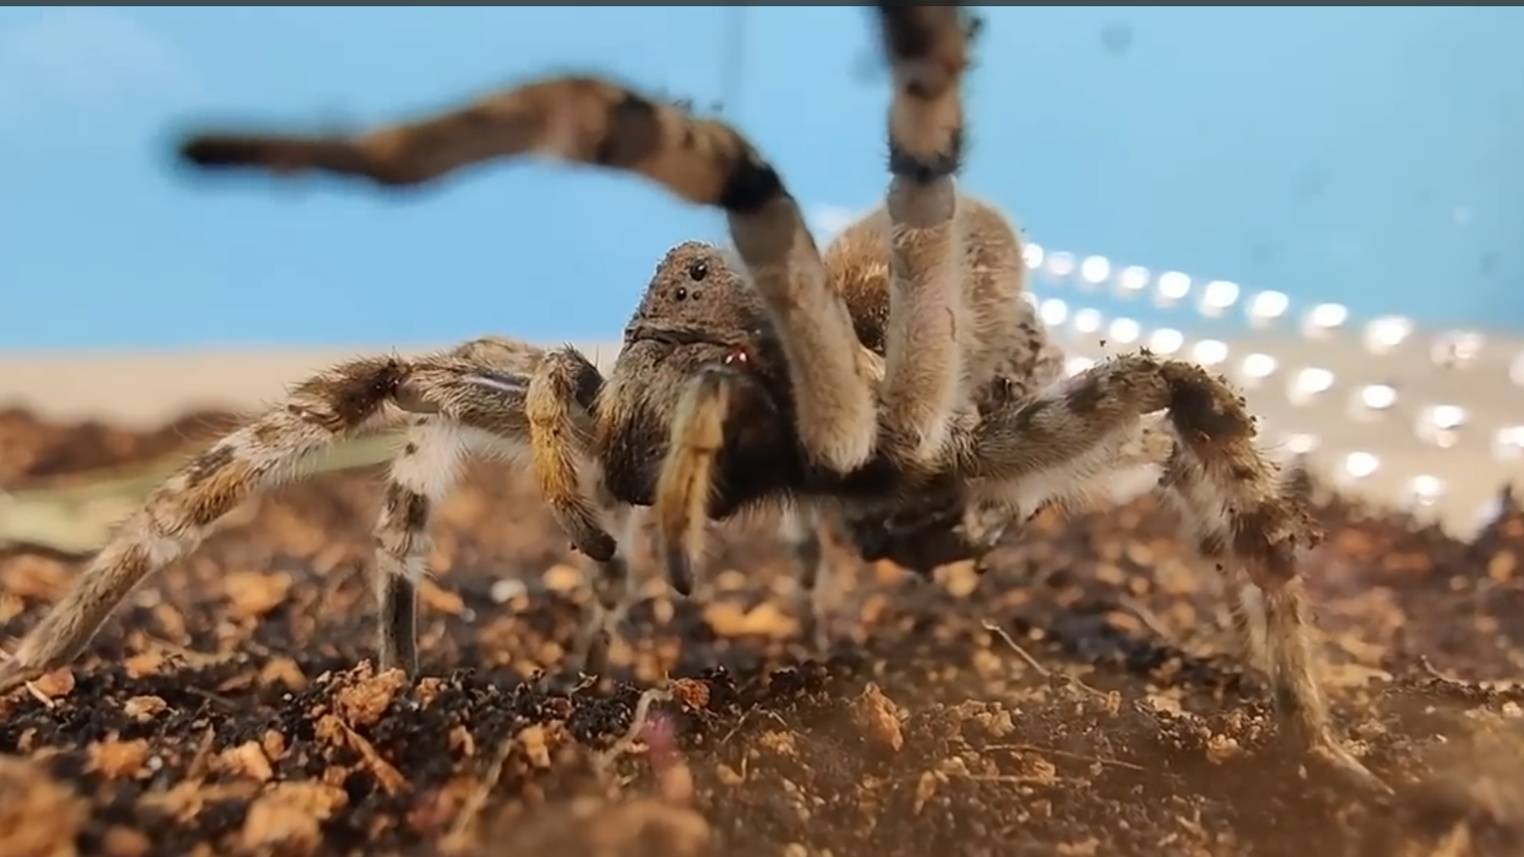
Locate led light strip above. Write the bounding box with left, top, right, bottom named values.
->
left=1023, top=242, right=1522, bottom=380
left=1028, top=289, right=1524, bottom=468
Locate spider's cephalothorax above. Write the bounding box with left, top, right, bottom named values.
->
left=597, top=241, right=803, bottom=517
left=0, top=5, right=1384, bottom=792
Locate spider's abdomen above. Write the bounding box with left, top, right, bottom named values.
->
left=823, top=197, right=1062, bottom=401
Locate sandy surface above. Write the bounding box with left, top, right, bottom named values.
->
left=1, top=331, right=1520, bottom=535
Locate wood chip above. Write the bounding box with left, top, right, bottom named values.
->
left=240, top=781, right=349, bottom=856
left=0, top=755, right=86, bottom=857
left=216, top=741, right=274, bottom=783
left=542, top=564, right=584, bottom=593
left=850, top=682, right=904, bottom=753
left=0, top=556, right=69, bottom=600
left=139, top=780, right=259, bottom=825
left=123, top=695, right=168, bottom=723
left=257, top=657, right=308, bottom=691
left=333, top=665, right=407, bottom=728
left=670, top=678, right=711, bottom=712
left=29, top=668, right=74, bottom=701
left=224, top=570, right=293, bottom=619
left=101, top=826, right=151, bottom=857
left=703, top=601, right=799, bottom=640
left=123, top=651, right=164, bottom=680
left=418, top=579, right=465, bottom=615
left=86, top=738, right=150, bottom=780
left=518, top=724, right=552, bottom=770
left=414, top=677, right=445, bottom=708
left=262, top=730, right=288, bottom=763
left=315, top=715, right=407, bottom=796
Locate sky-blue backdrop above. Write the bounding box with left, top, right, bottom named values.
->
left=2, top=6, right=1521, bottom=350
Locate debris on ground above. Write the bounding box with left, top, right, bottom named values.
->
left=1, top=409, right=1522, bottom=856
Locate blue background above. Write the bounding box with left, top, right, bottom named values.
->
left=2, top=6, right=1520, bottom=350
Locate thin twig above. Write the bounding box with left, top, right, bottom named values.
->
left=1419, top=655, right=1470, bottom=686
left=980, top=620, right=1050, bottom=678
left=184, top=686, right=238, bottom=710
left=601, top=688, right=675, bottom=765
left=1116, top=594, right=1177, bottom=645
left=983, top=742, right=1147, bottom=773
left=443, top=729, right=518, bottom=850
left=981, top=619, right=1111, bottom=702
left=23, top=681, right=56, bottom=709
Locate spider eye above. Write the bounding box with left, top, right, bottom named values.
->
left=688, top=260, right=709, bottom=282
left=674, top=287, right=688, bottom=301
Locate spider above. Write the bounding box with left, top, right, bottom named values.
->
left=0, top=6, right=1382, bottom=791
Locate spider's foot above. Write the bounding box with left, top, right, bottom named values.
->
left=797, top=597, right=832, bottom=659
left=1311, top=734, right=1393, bottom=795
left=575, top=627, right=613, bottom=681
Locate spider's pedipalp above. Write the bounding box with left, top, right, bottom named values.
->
left=527, top=347, right=615, bottom=563
left=180, top=76, right=876, bottom=475
left=653, top=367, right=737, bottom=597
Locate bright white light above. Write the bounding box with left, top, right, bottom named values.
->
left=1072, top=307, right=1104, bottom=335
left=1107, top=317, right=1141, bottom=345
left=1404, top=475, right=1446, bottom=508
left=1023, top=242, right=1045, bottom=271
left=1358, top=384, right=1398, bottom=411
left=1156, top=271, right=1191, bottom=304
left=1065, top=356, right=1095, bottom=378
left=1148, top=328, right=1184, bottom=356
left=1429, top=404, right=1468, bottom=430
left=1198, top=280, right=1241, bottom=317
left=1494, top=425, right=1524, bottom=461
left=1047, top=251, right=1077, bottom=278
left=1430, top=330, right=1486, bottom=369
left=1283, top=432, right=1321, bottom=455
left=1289, top=367, right=1335, bottom=404
left=1239, top=352, right=1278, bottom=381
left=1117, top=266, right=1150, bottom=298
left=1191, top=339, right=1229, bottom=367
left=1363, top=316, right=1414, bottom=355
left=1302, top=302, right=1349, bottom=338
left=1247, top=290, right=1290, bottom=327
left=1343, top=451, right=1380, bottom=480
left=1039, top=298, right=1069, bottom=327
left=1080, top=255, right=1111, bottom=286
left=1416, top=404, right=1468, bottom=449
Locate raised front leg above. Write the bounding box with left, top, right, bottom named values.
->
left=875, top=5, right=973, bottom=468
left=179, top=74, right=876, bottom=476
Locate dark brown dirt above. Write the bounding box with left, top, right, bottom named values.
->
left=1, top=411, right=1522, bottom=857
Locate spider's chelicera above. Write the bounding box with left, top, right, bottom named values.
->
left=0, top=6, right=1384, bottom=791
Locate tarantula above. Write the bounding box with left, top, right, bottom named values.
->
left=0, top=6, right=1382, bottom=790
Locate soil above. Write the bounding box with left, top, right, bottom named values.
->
left=1, top=408, right=1522, bottom=857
